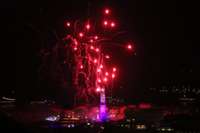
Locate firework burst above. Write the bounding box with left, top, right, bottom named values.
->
left=40, top=7, right=135, bottom=110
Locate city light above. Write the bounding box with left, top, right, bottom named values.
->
left=45, top=115, right=60, bottom=122
left=136, top=124, right=146, bottom=130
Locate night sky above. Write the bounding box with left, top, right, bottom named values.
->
left=2, top=1, right=200, bottom=103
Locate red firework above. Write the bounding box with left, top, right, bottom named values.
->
left=41, top=7, right=135, bottom=105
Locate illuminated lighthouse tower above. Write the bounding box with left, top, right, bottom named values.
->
left=99, top=88, right=107, bottom=121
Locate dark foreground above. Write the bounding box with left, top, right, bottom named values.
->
left=1, top=102, right=200, bottom=133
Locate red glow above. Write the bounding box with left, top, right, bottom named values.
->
left=90, top=45, right=94, bottom=50
left=111, top=74, right=115, bottom=78
left=104, top=8, right=110, bottom=15
left=101, top=88, right=105, bottom=92
left=127, top=44, right=132, bottom=50
left=97, top=69, right=101, bottom=73
left=80, top=65, right=83, bottom=69
left=105, top=55, right=110, bottom=59
left=86, top=24, right=90, bottom=30
left=74, top=47, right=77, bottom=51
left=96, top=87, right=101, bottom=92
left=94, top=36, right=98, bottom=40
left=66, top=22, right=71, bottom=27
left=79, top=32, right=84, bottom=37
left=100, top=64, right=103, bottom=69
left=97, top=79, right=102, bottom=83
left=105, top=72, right=109, bottom=76
left=103, top=77, right=108, bottom=82
left=139, top=103, right=152, bottom=109
left=95, top=48, right=100, bottom=52
left=110, top=22, right=115, bottom=27
left=94, top=59, right=97, bottom=63
left=103, top=21, right=108, bottom=26
left=113, top=67, right=116, bottom=72
left=74, top=40, right=78, bottom=45
left=90, top=39, right=94, bottom=43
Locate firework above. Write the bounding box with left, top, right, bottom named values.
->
left=40, top=7, right=135, bottom=112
